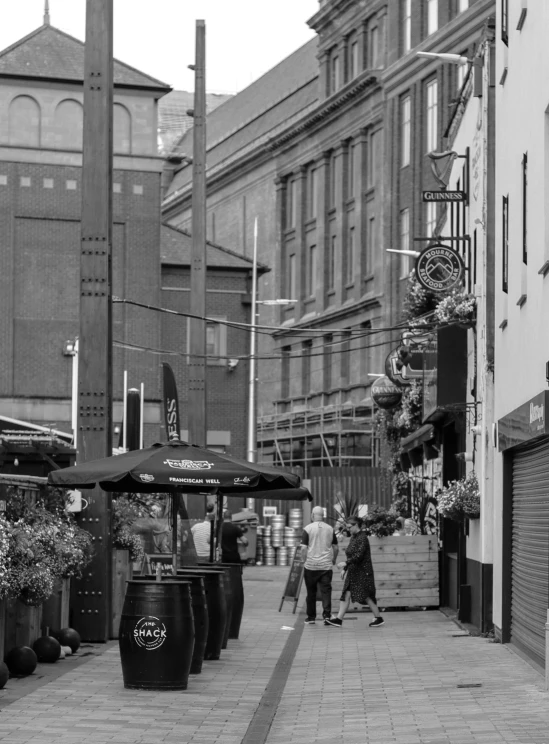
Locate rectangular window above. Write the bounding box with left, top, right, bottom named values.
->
left=426, top=201, right=437, bottom=237
left=522, top=152, right=528, bottom=264
left=501, top=0, right=509, bottom=45
left=401, top=96, right=411, bottom=167
left=323, top=335, right=333, bottom=391
left=427, top=0, right=438, bottom=36
left=360, top=320, right=372, bottom=382
left=331, top=53, right=340, bottom=93
left=403, top=0, right=412, bottom=53
left=302, top=341, right=312, bottom=396
left=307, top=244, right=317, bottom=297
left=328, top=235, right=336, bottom=289
left=426, top=79, right=438, bottom=152
left=370, top=26, right=379, bottom=68
left=281, top=346, right=291, bottom=399
left=368, top=131, right=380, bottom=187
left=502, top=195, right=509, bottom=293
left=187, top=317, right=227, bottom=366
left=286, top=178, right=296, bottom=228
left=349, top=37, right=359, bottom=79
left=340, top=330, right=352, bottom=384
left=347, top=226, right=355, bottom=284
left=308, top=167, right=317, bottom=219
left=329, top=152, right=336, bottom=207
left=347, top=143, right=355, bottom=198
left=288, top=253, right=296, bottom=300
left=365, top=216, right=376, bottom=278
left=458, top=0, right=469, bottom=12
left=399, top=208, right=411, bottom=278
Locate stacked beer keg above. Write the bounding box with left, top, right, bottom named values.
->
left=255, top=511, right=304, bottom=566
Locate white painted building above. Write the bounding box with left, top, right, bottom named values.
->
left=437, top=23, right=496, bottom=633
left=493, top=0, right=549, bottom=678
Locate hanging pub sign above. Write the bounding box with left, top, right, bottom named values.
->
left=422, top=190, right=466, bottom=202
left=371, top=376, right=403, bottom=410
left=385, top=349, right=411, bottom=387
left=415, top=244, right=465, bottom=293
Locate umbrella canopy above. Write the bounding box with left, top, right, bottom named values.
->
left=48, top=440, right=311, bottom=500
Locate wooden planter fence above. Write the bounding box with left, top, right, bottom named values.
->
left=332, top=534, right=439, bottom=609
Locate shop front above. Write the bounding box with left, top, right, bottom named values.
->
left=499, top=391, right=549, bottom=671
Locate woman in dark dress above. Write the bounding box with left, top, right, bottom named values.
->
left=325, top=516, right=384, bottom=628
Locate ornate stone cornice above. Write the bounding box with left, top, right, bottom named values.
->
left=266, top=72, right=380, bottom=153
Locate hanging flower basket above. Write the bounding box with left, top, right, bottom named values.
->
left=437, top=472, right=480, bottom=522
left=433, top=290, right=477, bottom=327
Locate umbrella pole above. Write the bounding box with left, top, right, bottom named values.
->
left=215, top=493, right=223, bottom=562
left=172, top=491, right=179, bottom=575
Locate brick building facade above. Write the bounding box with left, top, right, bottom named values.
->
left=162, top=0, right=494, bottom=475
left=0, top=20, right=257, bottom=459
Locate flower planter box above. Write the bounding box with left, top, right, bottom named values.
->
left=3, top=599, right=42, bottom=656
left=332, top=535, right=439, bottom=609
left=110, top=549, right=132, bottom=639
left=41, top=578, right=70, bottom=633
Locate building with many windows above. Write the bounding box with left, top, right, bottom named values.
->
left=162, top=0, right=494, bottom=480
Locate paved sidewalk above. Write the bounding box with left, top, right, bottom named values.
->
left=0, top=567, right=548, bottom=744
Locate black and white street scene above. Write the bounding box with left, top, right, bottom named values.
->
left=1, top=1, right=549, bottom=743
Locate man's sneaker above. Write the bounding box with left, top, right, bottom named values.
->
left=304, top=617, right=316, bottom=625
left=325, top=617, right=343, bottom=627
left=369, top=616, right=384, bottom=627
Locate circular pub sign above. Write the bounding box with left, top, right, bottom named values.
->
left=371, top=376, right=403, bottom=410
left=415, top=244, right=465, bottom=293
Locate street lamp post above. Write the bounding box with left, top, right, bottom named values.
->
left=245, top=218, right=296, bottom=509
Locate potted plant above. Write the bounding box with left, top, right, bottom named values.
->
left=437, top=472, right=480, bottom=521
left=111, top=496, right=146, bottom=638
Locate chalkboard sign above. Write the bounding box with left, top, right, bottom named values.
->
left=278, top=545, right=305, bottom=613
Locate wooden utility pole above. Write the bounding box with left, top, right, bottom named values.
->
left=188, top=20, right=207, bottom=448
left=72, top=0, right=114, bottom=641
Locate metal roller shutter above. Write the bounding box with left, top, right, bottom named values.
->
left=511, top=438, right=549, bottom=668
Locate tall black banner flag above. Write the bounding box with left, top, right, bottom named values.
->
left=162, top=363, right=181, bottom=441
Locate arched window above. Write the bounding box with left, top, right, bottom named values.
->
left=113, top=103, right=131, bottom=154
left=8, top=96, right=41, bottom=147
left=54, top=99, right=83, bottom=149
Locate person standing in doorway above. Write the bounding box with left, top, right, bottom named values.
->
left=301, top=506, right=339, bottom=625
left=326, top=515, right=384, bottom=628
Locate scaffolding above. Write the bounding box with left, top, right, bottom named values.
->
left=257, top=393, right=379, bottom=477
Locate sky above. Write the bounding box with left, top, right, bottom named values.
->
left=1, top=0, right=319, bottom=93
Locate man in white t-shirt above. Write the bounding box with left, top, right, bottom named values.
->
left=191, top=504, right=214, bottom=559
left=300, top=506, right=338, bottom=625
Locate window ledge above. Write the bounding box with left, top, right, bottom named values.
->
left=538, top=260, right=549, bottom=277
left=499, top=319, right=508, bottom=330
left=516, top=294, right=527, bottom=308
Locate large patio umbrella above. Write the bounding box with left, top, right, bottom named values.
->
left=48, top=440, right=310, bottom=569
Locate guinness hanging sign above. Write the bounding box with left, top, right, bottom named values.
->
left=371, top=376, right=403, bottom=410
left=415, top=244, right=465, bottom=293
